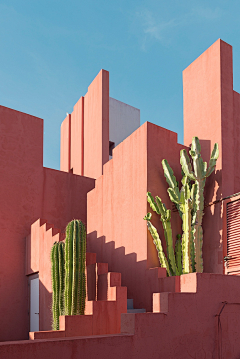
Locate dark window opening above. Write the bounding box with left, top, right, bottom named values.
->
left=109, top=141, right=115, bottom=157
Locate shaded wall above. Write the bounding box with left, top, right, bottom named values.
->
left=183, top=39, right=240, bottom=273
left=87, top=121, right=188, bottom=310
left=0, top=105, right=95, bottom=341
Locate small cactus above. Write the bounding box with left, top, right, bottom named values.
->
left=51, top=241, right=65, bottom=330
left=51, top=219, right=87, bottom=330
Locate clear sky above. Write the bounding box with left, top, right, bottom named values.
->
left=1, top=0, right=240, bottom=170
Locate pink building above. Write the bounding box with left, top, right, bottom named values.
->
left=1, top=39, right=240, bottom=358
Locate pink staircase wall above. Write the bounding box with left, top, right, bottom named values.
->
left=1, top=273, right=240, bottom=359
left=0, top=105, right=95, bottom=341
left=87, top=121, right=188, bottom=311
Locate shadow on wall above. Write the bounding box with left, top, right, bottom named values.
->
left=204, top=169, right=223, bottom=274
left=39, top=279, right=52, bottom=331
left=87, top=231, right=166, bottom=312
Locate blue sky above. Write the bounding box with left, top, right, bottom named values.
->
left=1, top=0, right=240, bottom=170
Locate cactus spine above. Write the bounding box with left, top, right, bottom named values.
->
left=64, top=219, right=86, bottom=315
left=51, top=241, right=65, bottom=330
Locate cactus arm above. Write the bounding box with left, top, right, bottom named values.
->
left=58, top=242, right=65, bottom=316
left=162, top=159, right=179, bottom=189
left=145, top=219, right=171, bottom=276
left=64, top=221, right=74, bottom=315
left=51, top=244, right=57, bottom=330
left=147, top=192, right=160, bottom=214
left=179, top=183, right=193, bottom=274
left=77, top=221, right=86, bottom=315
left=189, top=137, right=207, bottom=179
left=206, top=143, right=219, bottom=177
left=144, top=212, right=152, bottom=221
left=64, top=220, right=87, bottom=316
left=180, top=149, right=196, bottom=181
left=162, top=160, right=182, bottom=217
left=181, top=201, right=191, bottom=274
left=190, top=136, right=201, bottom=154
left=189, top=137, right=219, bottom=273
left=155, top=196, right=178, bottom=276
left=175, top=236, right=182, bottom=275
left=71, top=220, right=79, bottom=315
left=51, top=243, right=60, bottom=330
left=167, top=188, right=180, bottom=204
left=193, top=181, right=205, bottom=272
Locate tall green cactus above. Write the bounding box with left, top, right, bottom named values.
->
left=162, top=160, right=195, bottom=272
left=64, top=219, right=86, bottom=316
left=180, top=137, right=219, bottom=272
left=146, top=136, right=219, bottom=276
left=51, top=241, right=65, bottom=330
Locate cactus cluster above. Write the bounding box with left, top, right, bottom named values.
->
left=51, top=219, right=86, bottom=330
left=144, top=137, right=219, bottom=275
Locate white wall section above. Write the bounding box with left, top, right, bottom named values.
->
left=109, top=97, right=140, bottom=149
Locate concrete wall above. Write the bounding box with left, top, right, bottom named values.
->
left=0, top=105, right=95, bottom=341
left=109, top=97, right=140, bottom=154
left=87, top=121, right=187, bottom=311
left=1, top=273, right=240, bottom=358
left=183, top=39, right=240, bottom=274
left=60, top=70, right=109, bottom=179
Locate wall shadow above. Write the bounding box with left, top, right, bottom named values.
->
left=87, top=231, right=166, bottom=312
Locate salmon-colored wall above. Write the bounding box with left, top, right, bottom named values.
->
left=87, top=121, right=188, bottom=310
left=60, top=114, right=71, bottom=172
left=60, top=70, right=109, bottom=179
left=233, top=91, right=240, bottom=193
left=84, top=69, right=109, bottom=179
left=183, top=39, right=238, bottom=274
left=71, top=97, right=84, bottom=175
left=0, top=105, right=95, bottom=341
left=2, top=273, right=240, bottom=359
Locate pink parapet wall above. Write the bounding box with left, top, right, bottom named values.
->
left=0, top=105, right=95, bottom=342
left=60, top=69, right=109, bottom=179
left=1, top=273, right=240, bottom=359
